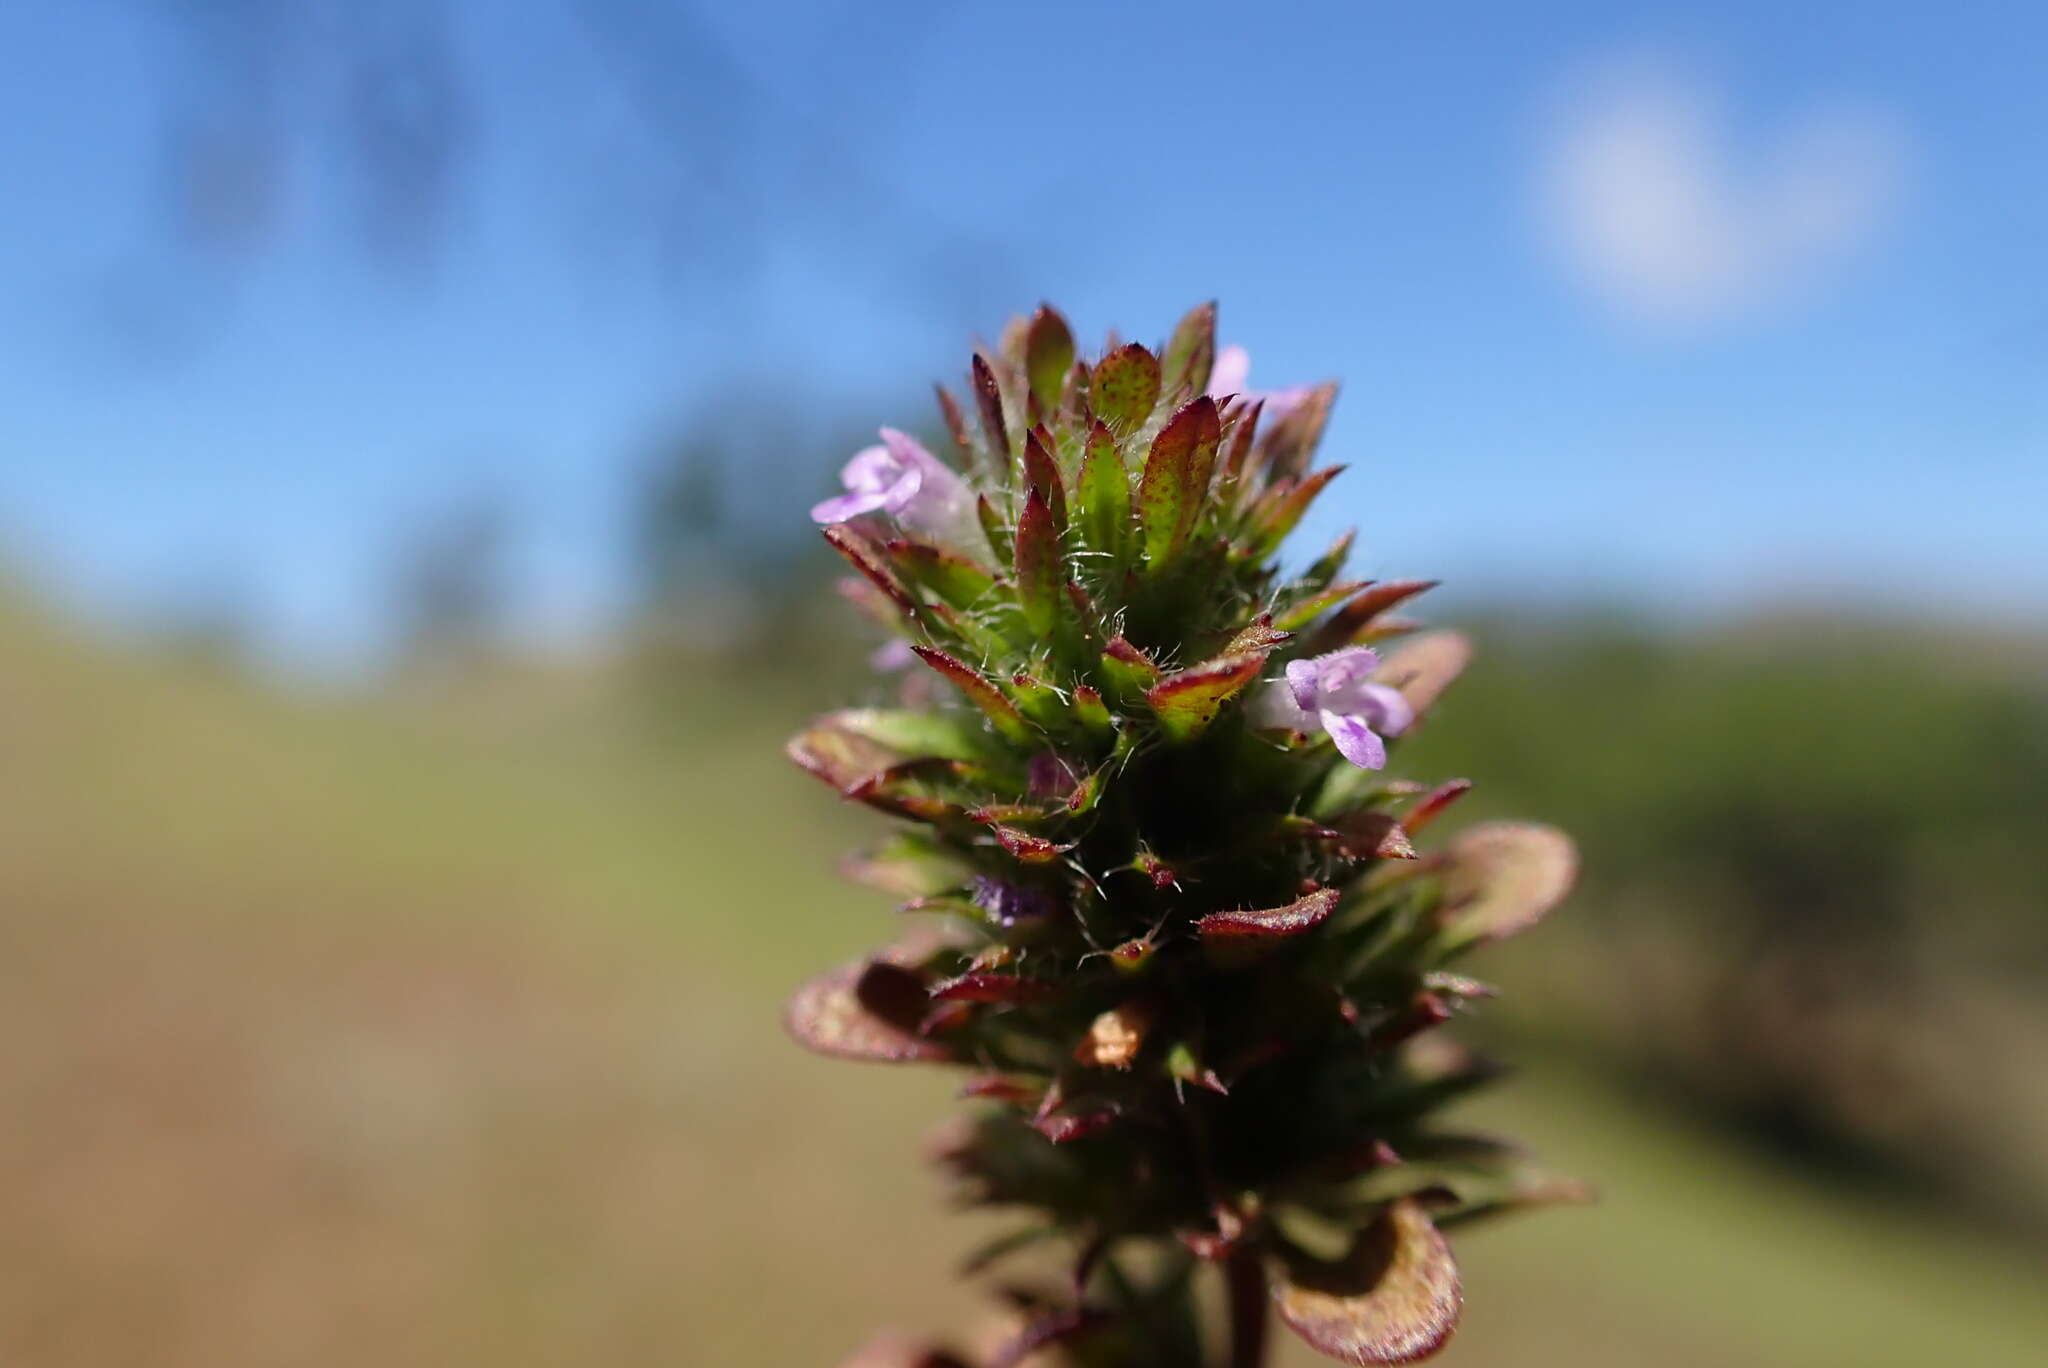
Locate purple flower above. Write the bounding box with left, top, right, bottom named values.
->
left=1248, top=646, right=1414, bottom=770
left=868, top=637, right=918, bottom=672
left=810, top=427, right=984, bottom=556
left=971, top=875, right=1056, bottom=929
left=1207, top=344, right=1315, bottom=427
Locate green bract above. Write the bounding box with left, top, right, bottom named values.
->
left=790, top=304, right=1582, bottom=1368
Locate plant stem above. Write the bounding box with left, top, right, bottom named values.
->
left=1223, top=1248, right=1269, bottom=1368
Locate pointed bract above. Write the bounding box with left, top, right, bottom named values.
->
left=972, top=352, right=1012, bottom=464
left=1137, top=396, right=1222, bottom=566
left=1145, top=649, right=1268, bottom=742
left=1090, top=343, right=1162, bottom=434
left=1013, top=492, right=1063, bottom=637
left=1162, top=300, right=1217, bottom=399
left=1025, top=306, right=1077, bottom=413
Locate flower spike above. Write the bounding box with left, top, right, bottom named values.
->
left=789, top=304, right=1580, bottom=1367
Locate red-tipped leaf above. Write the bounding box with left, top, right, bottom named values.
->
left=1090, top=343, right=1162, bottom=434
left=1144, top=649, right=1268, bottom=742
left=1137, top=395, right=1222, bottom=565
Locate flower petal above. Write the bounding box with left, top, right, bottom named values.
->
left=1313, top=646, right=1383, bottom=702
left=879, top=426, right=943, bottom=476
left=1208, top=343, right=1251, bottom=398
left=816, top=442, right=921, bottom=524
left=1353, top=681, right=1416, bottom=737
left=1246, top=678, right=1314, bottom=732
left=1286, top=658, right=1321, bottom=712
left=868, top=638, right=918, bottom=671
left=1322, top=708, right=1387, bottom=770
left=840, top=443, right=899, bottom=493
left=811, top=488, right=893, bottom=524
left=878, top=427, right=984, bottom=554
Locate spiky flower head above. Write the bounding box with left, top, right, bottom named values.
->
left=788, top=304, right=1582, bottom=1367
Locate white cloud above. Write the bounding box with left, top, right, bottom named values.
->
left=1536, top=55, right=1910, bottom=333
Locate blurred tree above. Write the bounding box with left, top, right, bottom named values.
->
left=388, top=491, right=514, bottom=673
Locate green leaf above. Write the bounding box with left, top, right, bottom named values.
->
left=829, top=707, right=996, bottom=764
left=1243, top=465, right=1345, bottom=560
left=1272, top=1198, right=1463, bottom=1366
left=1090, top=343, right=1162, bottom=434
left=1257, top=379, right=1338, bottom=483
left=884, top=538, right=1000, bottom=609
left=933, top=382, right=979, bottom=474
left=1137, top=396, right=1222, bottom=567
left=821, top=524, right=922, bottom=622
left=1303, top=527, right=1357, bottom=588
left=1024, top=305, right=1076, bottom=413
left=1272, top=579, right=1373, bottom=633
left=1006, top=671, right=1070, bottom=731
left=1058, top=360, right=1092, bottom=427
left=1143, top=648, right=1268, bottom=742
left=1437, top=821, right=1577, bottom=950
left=971, top=351, right=1012, bottom=464
left=1075, top=420, right=1129, bottom=558
left=1218, top=396, right=1263, bottom=491
left=1021, top=428, right=1068, bottom=531
left=1305, top=579, right=1440, bottom=654
left=844, top=760, right=971, bottom=823
left=912, top=645, right=1035, bottom=743
left=925, top=601, right=1012, bottom=664
left=1014, top=491, right=1063, bottom=637
left=1098, top=635, right=1162, bottom=706
left=1161, top=299, right=1216, bottom=399
left=975, top=494, right=1011, bottom=566
left=1072, top=684, right=1114, bottom=737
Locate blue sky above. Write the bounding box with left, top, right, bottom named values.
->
left=1, top=0, right=2043, bottom=670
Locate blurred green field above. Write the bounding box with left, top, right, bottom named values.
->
left=2, top=586, right=2044, bottom=1367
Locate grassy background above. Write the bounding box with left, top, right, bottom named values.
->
left=2, top=587, right=2043, bottom=1366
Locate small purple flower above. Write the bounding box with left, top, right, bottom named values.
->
left=868, top=637, right=918, bottom=672
left=810, top=427, right=985, bottom=557
left=1207, top=344, right=1315, bottom=427
left=1248, top=646, right=1414, bottom=770
left=971, top=875, right=1057, bottom=929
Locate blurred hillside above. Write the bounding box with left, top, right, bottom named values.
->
left=2, top=576, right=2045, bottom=1366
left=1398, top=612, right=2048, bottom=1236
